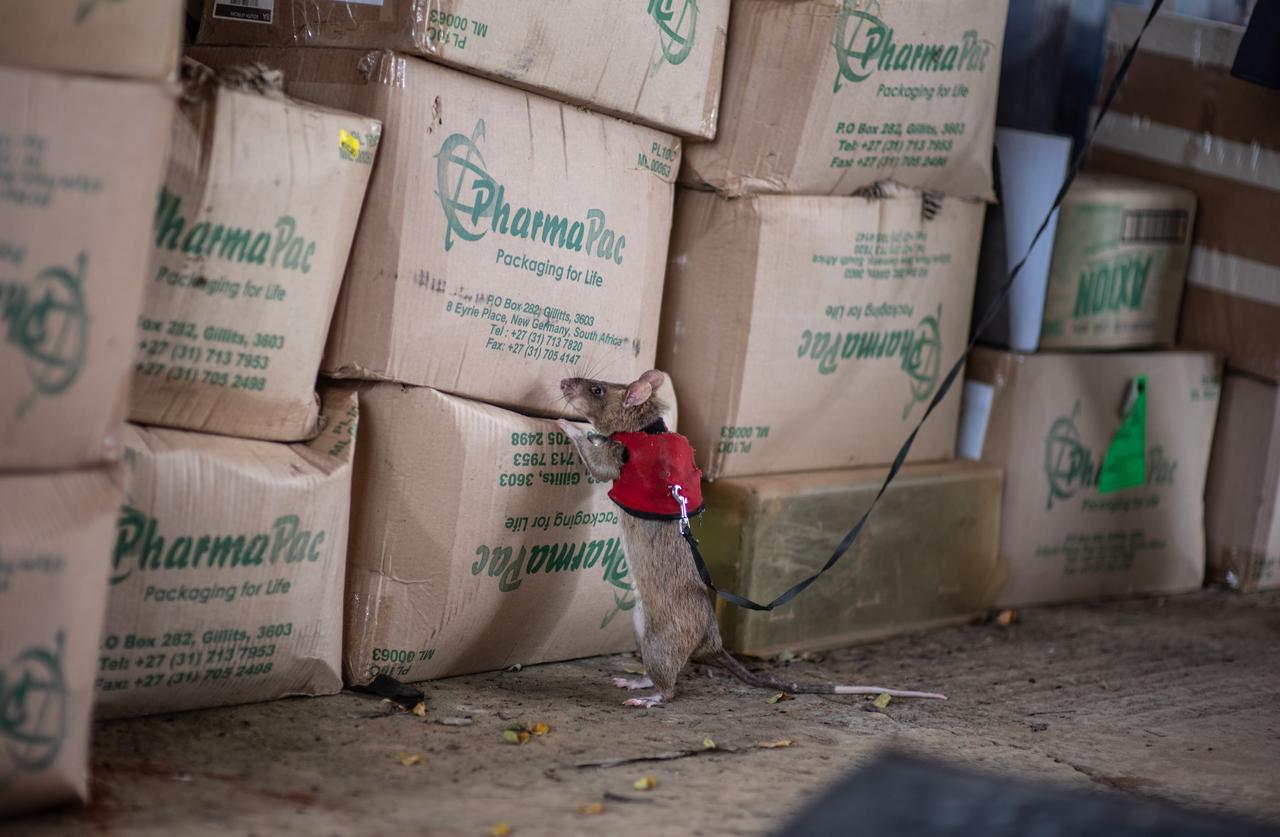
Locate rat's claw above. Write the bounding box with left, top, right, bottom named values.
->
left=624, top=694, right=665, bottom=709
left=612, top=676, right=654, bottom=691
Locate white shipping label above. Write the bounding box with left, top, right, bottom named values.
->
left=212, top=0, right=275, bottom=24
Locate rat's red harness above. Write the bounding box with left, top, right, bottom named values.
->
left=607, top=420, right=704, bottom=521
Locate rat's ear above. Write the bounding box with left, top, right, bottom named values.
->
left=639, top=369, right=666, bottom=392
left=623, top=379, right=653, bottom=407
left=624, top=370, right=665, bottom=407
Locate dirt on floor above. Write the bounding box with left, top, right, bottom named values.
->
left=13, top=590, right=1280, bottom=836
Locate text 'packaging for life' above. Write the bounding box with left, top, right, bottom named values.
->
left=0, top=67, right=173, bottom=471
left=960, top=348, right=1220, bottom=608
left=195, top=0, right=729, bottom=139
left=1038, top=174, right=1196, bottom=351
left=680, top=0, right=1007, bottom=199
left=129, top=61, right=380, bottom=442
left=698, top=461, right=1003, bottom=657
left=1204, top=374, right=1280, bottom=592
left=342, top=382, right=677, bottom=685
left=0, top=465, right=123, bottom=817
left=659, top=187, right=983, bottom=480
left=0, top=0, right=184, bottom=82
left=97, top=389, right=357, bottom=720
left=188, top=46, right=677, bottom=420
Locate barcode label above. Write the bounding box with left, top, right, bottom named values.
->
left=1120, top=209, right=1189, bottom=244
left=212, top=0, right=275, bottom=24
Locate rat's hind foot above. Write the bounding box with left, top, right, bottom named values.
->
left=612, top=676, right=654, bottom=691
left=623, top=694, right=665, bottom=709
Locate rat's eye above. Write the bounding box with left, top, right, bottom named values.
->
left=590, top=385, right=604, bottom=397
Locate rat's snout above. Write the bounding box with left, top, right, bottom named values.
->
left=559, top=378, right=577, bottom=395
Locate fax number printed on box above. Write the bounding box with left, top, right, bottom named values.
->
left=830, top=121, right=965, bottom=171
left=96, top=621, right=296, bottom=693
left=136, top=316, right=288, bottom=394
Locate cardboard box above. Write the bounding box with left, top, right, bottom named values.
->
left=128, top=61, right=380, bottom=441
left=0, top=67, right=174, bottom=471
left=188, top=47, right=676, bottom=419
left=959, top=348, right=1220, bottom=607
left=1204, top=374, right=1280, bottom=592
left=195, top=0, right=728, bottom=139
left=1090, top=7, right=1280, bottom=380
left=342, top=382, right=678, bottom=684
left=0, top=465, right=123, bottom=817
left=659, top=188, right=983, bottom=480
left=0, top=0, right=184, bottom=81
left=96, top=389, right=357, bottom=719
left=1038, top=174, right=1196, bottom=350
left=698, top=461, right=1003, bottom=657
left=680, top=0, right=1007, bottom=199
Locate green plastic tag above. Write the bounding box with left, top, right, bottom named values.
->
left=1098, top=376, right=1147, bottom=494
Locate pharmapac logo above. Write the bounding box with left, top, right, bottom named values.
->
left=435, top=120, right=628, bottom=264
left=832, top=0, right=994, bottom=91
left=1043, top=404, right=1100, bottom=511
left=1, top=253, right=88, bottom=418
left=648, top=0, right=698, bottom=67
left=796, top=305, right=942, bottom=419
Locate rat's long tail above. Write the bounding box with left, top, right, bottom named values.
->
left=712, top=650, right=946, bottom=700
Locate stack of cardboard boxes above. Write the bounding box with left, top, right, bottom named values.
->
left=96, top=56, right=378, bottom=721
left=658, top=0, right=1011, bottom=655
left=958, top=6, right=1225, bottom=607
left=1089, top=7, right=1280, bottom=594
left=187, top=0, right=729, bottom=684
left=0, top=0, right=183, bottom=816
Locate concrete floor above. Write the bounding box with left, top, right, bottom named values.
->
left=15, top=590, right=1280, bottom=836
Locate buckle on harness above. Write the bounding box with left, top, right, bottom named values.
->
left=670, top=484, right=692, bottom=536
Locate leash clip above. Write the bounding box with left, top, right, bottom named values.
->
left=670, top=484, right=692, bottom=536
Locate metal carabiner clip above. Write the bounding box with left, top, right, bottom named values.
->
left=670, top=483, right=692, bottom=536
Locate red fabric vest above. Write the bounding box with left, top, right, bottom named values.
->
left=608, top=431, right=705, bottom=520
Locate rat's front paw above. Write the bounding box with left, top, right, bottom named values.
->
left=557, top=418, right=585, bottom=440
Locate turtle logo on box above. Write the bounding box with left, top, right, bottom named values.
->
left=0, top=632, right=68, bottom=788
left=435, top=120, right=629, bottom=264
left=1044, top=403, right=1099, bottom=511
left=647, top=0, right=698, bottom=67
left=1, top=253, right=88, bottom=419
left=832, top=0, right=994, bottom=91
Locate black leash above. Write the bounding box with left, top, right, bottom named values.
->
left=683, top=0, right=1167, bottom=612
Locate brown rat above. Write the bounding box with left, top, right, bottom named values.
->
left=557, top=370, right=945, bottom=708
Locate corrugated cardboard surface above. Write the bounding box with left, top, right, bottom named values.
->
left=195, top=0, right=728, bottom=139
left=680, top=0, right=1006, bottom=199
left=0, top=465, right=122, bottom=817
left=188, top=46, right=676, bottom=419
left=659, top=188, right=983, bottom=480
left=699, top=461, right=1003, bottom=657
left=0, top=0, right=183, bottom=81
left=342, top=382, right=680, bottom=684
left=1090, top=6, right=1280, bottom=380
left=1039, top=174, right=1195, bottom=350
left=965, top=348, right=1220, bottom=607
left=129, top=68, right=380, bottom=441
left=0, top=68, right=174, bottom=471
left=1205, top=374, right=1280, bottom=592
left=98, top=389, right=357, bottom=719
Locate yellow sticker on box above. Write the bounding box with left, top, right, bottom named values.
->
left=339, top=129, right=361, bottom=160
